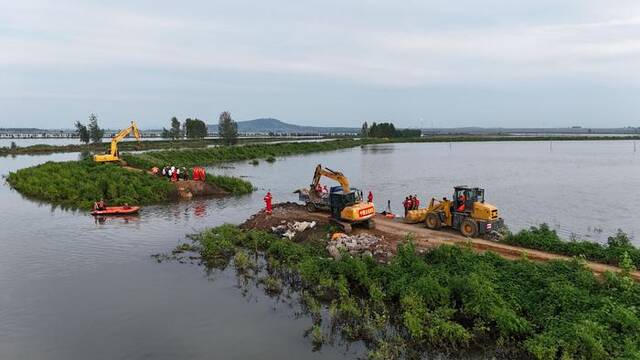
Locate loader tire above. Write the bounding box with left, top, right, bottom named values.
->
left=460, top=219, right=478, bottom=237
left=426, top=213, right=441, bottom=230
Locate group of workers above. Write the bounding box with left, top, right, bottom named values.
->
left=402, top=195, right=421, bottom=216
left=151, top=166, right=189, bottom=182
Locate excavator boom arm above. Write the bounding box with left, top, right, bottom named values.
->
left=311, top=164, right=351, bottom=193
left=108, top=121, right=141, bottom=156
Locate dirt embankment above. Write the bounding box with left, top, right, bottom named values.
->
left=121, top=165, right=228, bottom=199
left=244, top=203, right=640, bottom=281
left=174, top=180, right=228, bottom=199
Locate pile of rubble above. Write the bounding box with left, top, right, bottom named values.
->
left=327, top=233, right=390, bottom=261
left=271, top=220, right=317, bottom=239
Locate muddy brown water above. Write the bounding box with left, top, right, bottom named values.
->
left=1, top=141, right=638, bottom=359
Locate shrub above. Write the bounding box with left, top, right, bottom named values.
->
left=504, top=224, right=640, bottom=268
left=206, top=175, right=253, bottom=195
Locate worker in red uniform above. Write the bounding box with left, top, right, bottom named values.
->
left=456, top=194, right=466, bottom=212
left=403, top=196, right=411, bottom=217
left=413, top=195, right=420, bottom=209
left=367, top=191, right=373, bottom=203
left=264, top=191, right=273, bottom=214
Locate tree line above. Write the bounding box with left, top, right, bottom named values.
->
left=161, top=117, right=208, bottom=140
left=162, top=111, right=238, bottom=145
left=360, top=121, right=421, bottom=138
left=73, top=111, right=239, bottom=146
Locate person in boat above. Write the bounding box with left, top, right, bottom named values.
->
left=94, top=198, right=106, bottom=211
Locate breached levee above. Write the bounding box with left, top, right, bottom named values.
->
left=174, top=179, right=229, bottom=199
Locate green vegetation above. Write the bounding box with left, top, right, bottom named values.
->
left=265, top=156, right=276, bottom=163
left=87, top=113, right=104, bottom=143
left=121, top=139, right=365, bottom=169
left=191, top=224, right=640, bottom=359
left=6, top=159, right=174, bottom=209
left=0, top=137, right=303, bottom=156
left=218, top=111, right=238, bottom=145
left=363, top=121, right=422, bottom=138
left=6, top=158, right=254, bottom=209
left=184, top=118, right=207, bottom=139
left=504, top=224, right=640, bottom=268
left=205, top=175, right=254, bottom=195
left=249, top=159, right=259, bottom=166
left=162, top=117, right=183, bottom=139
left=74, top=121, right=90, bottom=144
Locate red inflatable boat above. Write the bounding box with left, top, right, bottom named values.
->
left=91, top=206, right=140, bottom=216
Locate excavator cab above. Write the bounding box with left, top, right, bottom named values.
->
left=453, top=186, right=484, bottom=213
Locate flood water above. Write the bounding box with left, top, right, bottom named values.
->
left=1, top=140, right=638, bottom=359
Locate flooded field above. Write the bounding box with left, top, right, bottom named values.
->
left=1, top=140, right=638, bottom=359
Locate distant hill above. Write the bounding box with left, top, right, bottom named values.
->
left=208, top=118, right=359, bottom=135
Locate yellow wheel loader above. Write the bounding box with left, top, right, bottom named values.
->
left=94, top=121, right=141, bottom=163
left=425, top=186, right=503, bottom=238
left=296, top=164, right=375, bottom=233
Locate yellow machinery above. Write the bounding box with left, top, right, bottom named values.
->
left=93, top=121, right=141, bottom=163
left=297, top=164, right=375, bottom=232
left=425, top=186, right=503, bottom=237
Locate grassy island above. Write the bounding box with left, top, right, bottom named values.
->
left=6, top=159, right=253, bottom=209
left=185, top=224, right=640, bottom=360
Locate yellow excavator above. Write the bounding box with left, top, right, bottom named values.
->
left=296, top=164, right=375, bottom=232
left=424, top=186, right=503, bottom=238
left=93, top=121, right=141, bottom=163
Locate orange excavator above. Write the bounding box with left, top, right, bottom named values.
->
left=93, top=121, right=141, bottom=163
left=296, top=164, right=375, bottom=233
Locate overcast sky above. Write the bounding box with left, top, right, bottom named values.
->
left=1, top=0, right=639, bottom=129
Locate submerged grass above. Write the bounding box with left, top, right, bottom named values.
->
left=192, top=224, right=640, bottom=359
left=6, top=159, right=174, bottom=209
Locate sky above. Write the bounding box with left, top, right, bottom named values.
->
left=0, top=0, right=639, bottom=129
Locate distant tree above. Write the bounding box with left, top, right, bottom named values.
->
left=185, top=118, right=208, bottom=139
left=10, top=141, right=17, bottom=150
left=170, top=117, right=182, bottom=139
left=87, top=114, right=104, bottom=143
left=74, top=121, right=90, bottom=144
left=218, top=111, right=238, bottom=145
left=361, top=121, right=369, bottom=138
left=161, top=116, right=183, bottom=139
